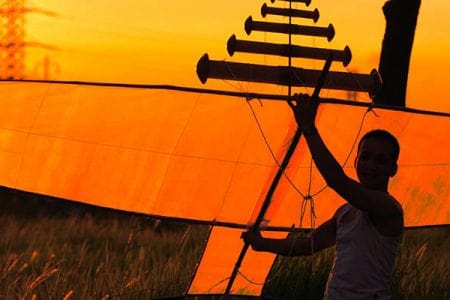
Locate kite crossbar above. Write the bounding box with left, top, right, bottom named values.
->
left=196, top=54, right=377, bottom=94
left=3, top=80, right=449, bottom=117
left=271, top=0, right=312, bottom=7
left=245, top=16, right=335, bottom=42
left=227, top=34, right=351, bottom=66
left=261, top=3, right=319, bottom=23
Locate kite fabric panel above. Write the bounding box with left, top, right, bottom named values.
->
left=0, top=81, right=449, bottom=296
left=0, top=82, right=449, bottom=229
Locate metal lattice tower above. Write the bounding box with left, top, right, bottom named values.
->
left=1, top=0, right=25, bottom=79
left=1, top=0, right=57, bottom=79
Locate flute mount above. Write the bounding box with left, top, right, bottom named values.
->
left=196, top=0, right=381, bottom=98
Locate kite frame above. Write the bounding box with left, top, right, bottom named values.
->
left=2, top=79, right=449, bottom=118
left=2, top=79, right=449, bottom=297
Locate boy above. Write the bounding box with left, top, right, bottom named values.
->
left=242, top=94, right=403, bottom=299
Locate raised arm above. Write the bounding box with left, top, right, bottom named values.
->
left=292, top=94, right=401, bottom=218
left=242, top=212, right=338, bottom=257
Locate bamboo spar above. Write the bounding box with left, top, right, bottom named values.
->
left=223, top=55, right=334, bottom=296
left=196, top=54, right=381, bottom=96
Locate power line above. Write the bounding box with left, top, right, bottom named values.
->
left=0, top=0, right=56, bottom=79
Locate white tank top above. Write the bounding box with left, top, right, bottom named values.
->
left=324, top=204, right=401, bottom=300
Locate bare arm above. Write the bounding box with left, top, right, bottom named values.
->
left=242, top=213, right=337, bottom=256
left=293, top=94, right=401, bottom=218
left=304, top=128, right=400, bottom=216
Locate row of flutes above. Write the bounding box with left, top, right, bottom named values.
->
left=196, top=0, right=381, bottom=97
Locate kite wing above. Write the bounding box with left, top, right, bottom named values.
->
left=1, top=0, right=449, bottom=297
left=0, top=81, right=448, bottom=295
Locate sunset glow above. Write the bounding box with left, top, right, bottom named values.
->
left=23, top=0, right=450, bottom=112
left=1, top=2, right=448, bottom=295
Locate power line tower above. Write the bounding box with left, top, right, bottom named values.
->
left=0, top=0, right=57, bottom=79
left=0, top=0, right=25, bottom=79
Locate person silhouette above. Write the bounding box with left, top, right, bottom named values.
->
left=242, top=94, right=403, bottom=300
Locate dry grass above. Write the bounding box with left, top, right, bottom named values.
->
left=391, top=228, right=450, bottom=300
left=262, top=228, right=449, bottom=299
left=0, top=213, right=209, bottom=299
left=0, top=189, right=448, bottom=299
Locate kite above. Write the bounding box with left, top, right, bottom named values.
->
left=0, top=0, right=449, bottom=297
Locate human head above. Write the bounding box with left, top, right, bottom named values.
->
left=355, top=129, right=400, bottom=190
left=357, top=129, right=400, bottom=163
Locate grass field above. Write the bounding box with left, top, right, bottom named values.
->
left=0, top=188, right=448, bottom=299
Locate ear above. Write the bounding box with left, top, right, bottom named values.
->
left=390, top=163, right=398, bottom=177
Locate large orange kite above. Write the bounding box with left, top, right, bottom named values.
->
left=1, top=0, right=448, bottom=297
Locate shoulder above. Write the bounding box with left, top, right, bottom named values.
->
left=382, top=194, right=403, bottom=217
left=335, top=203, right=347, bottom=214
left=332, top=204, right=348, bottom=220
left=317, top=204, right=347, bottom=231
left=391, top=195, right=403, bottom=213
left=370, top=194, right=404, bottom=237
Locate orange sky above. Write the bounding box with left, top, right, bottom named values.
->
left=24, top=0, right=450, bottom=112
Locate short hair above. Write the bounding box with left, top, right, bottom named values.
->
left=357, top=129, right=400, bottom=162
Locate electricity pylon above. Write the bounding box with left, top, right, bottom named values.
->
left=0, top=0, right=57, bottom=79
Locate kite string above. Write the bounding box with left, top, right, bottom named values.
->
left=221, top=60, right=318, bottom=287
left=246, top=92, right=318, bottom=278
left=221, top=55, right=378, bottom=287
left=288, top=64, right=380, bottom=198
left=242, top=102, right=319, bottom=285
left=224, top=59, right=307, bottom=198
left=235, top=217, right=313, bottom=286
left=226, top=60, right=315, bottom=266
left=231, top=72, right=377, bottom=286
left=298, top=62, right=381, bottom=198
left=235, top=194, right=318, bottom=286
left=311, top=104, right=377, bottom=197
left=266, top=63, right=377, bottom=276
left=245, top=99, right=306, bottom=198
left=222, top=58, right=326, bottom=287
left=223, top=57, right=246, bottom=92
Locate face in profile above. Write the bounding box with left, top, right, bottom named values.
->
left=355, top=138, right=398, bottom=190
